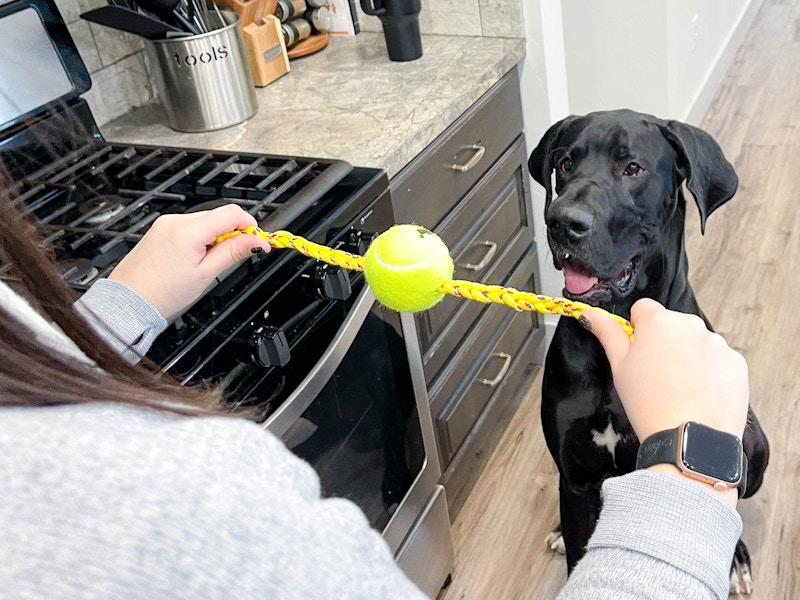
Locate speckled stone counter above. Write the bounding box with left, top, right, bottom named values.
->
left=102, top=32, right=525, bottom=179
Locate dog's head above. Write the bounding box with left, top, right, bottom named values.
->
left=528, top=109, right=738, bottom=307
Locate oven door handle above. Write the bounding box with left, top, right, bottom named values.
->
left=263, top=286, right=376, bottom=437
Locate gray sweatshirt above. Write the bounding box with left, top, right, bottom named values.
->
left=0, top=279, right=743, bottom=599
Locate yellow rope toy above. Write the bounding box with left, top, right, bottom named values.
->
left=215, top=225, right=634, bottom=338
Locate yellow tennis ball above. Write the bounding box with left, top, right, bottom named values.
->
left=364, top=224, right=454, bottom=312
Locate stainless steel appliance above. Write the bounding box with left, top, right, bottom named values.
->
left=0, top=0, right=453, bottom=596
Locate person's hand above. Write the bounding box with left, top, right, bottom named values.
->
left=582, top=299, right=750, bottom=505
left=109, top=204, right=271, bottom=319
left=581, top=299, right=749, bottom=442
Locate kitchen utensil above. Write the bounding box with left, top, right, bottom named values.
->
left=184, top=0, right=207, bottom=33
left=133, top=0, right=178, bottom=18
left=359, top=0, right=422, bottom=62
left=143, top=9, right=257, bottom=131
left=81, top=5, right=182, bottom=39
left=132, top=0, right=201, bottom=34
left=242, top=14, right=289, bottom=86
left=210, top=1, right=225, bottom=27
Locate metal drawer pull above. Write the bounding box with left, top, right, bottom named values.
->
left=458, top=240, right=497, bottom=271
left=451, top=144, right=486, bottom=172
left=479, top=352, right=512, bottom=387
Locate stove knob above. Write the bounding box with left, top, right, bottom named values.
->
left=250, top=326, right=291, bottom=367
left=347, top=230, right=376, bottom=255
left=312, top=263, right=351, bottom=301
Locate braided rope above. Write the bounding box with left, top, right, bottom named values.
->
left=441, top=280, right=633, bottom=336
left=216, top=226, right=365, bottom=271
left=216, top=227, right=634, bottom=337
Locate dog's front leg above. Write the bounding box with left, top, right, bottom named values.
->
left=558, top=476, right=603, bottom=573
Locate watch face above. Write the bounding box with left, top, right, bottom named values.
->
left=681, top=422, right=742, bottom=484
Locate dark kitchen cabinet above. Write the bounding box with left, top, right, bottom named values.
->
left=390, top=66, right=546, bottom=519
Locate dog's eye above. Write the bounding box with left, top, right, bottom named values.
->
left=623, top=162, right=643, bottom=176
left=560, top=158, right=573, bottom=173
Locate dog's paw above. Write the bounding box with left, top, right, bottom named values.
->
left=730, top=563, right=753, bottom=595
left=729, top=540, right=754, bottom=595
left=544, top=525, right=566, bottom=555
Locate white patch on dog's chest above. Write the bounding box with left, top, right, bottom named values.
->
left=592, top=422, right=620, bottom=468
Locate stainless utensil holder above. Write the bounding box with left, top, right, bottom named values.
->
left=144, top=10, right=258, bottom=132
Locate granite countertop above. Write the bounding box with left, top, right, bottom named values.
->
left=102, top=32, right=525, bottom=179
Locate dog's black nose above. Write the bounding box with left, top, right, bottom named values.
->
left=547, top=204, right=594, bottom=242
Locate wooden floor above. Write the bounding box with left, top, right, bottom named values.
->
left=441, top=2, right=800, bottom=598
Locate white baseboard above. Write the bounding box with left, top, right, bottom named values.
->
left=685, top=0, right=764, bottom=124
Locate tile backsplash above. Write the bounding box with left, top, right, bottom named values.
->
left=57, top=0, right=153, bottom=127
left=55, top=0, right=523, bottom=127
left=356, top=0, right=524, bottom=39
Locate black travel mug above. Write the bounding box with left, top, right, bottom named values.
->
left=360, top=0, right=422, bottom=62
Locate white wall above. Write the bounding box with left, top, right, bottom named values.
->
left=559, top=0, right=761, bottom=122
left=519, top=1, right=571, bottom=345
left=666, top=0, right=761, bottom=123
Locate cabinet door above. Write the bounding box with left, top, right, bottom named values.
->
left=390, top=69, right=524, bottom=229
left=417, top=138, right=532, bottom=384
left=431, top=253, right=539, bottom=465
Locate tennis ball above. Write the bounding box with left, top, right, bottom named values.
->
left=364, top=224, right=454, bottom=312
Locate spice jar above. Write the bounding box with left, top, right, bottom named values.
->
left=275, top=0, right=307, bottom=22
left=281, top=17, right=311, bottom=47
left=305, top=6, right=332, bottom=33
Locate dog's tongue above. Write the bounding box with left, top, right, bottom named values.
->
left=563, top=260, right=599, bottom=295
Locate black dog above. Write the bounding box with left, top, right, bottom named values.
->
left=528, top=109, right=770, bottom=593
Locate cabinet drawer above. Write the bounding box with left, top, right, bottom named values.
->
left=390, top=68, right=523, bottom=228
left=418, top=138, right=530, bottom=362
left=431, top=253, right=538, bottom=462
left=421, top=229, right=533, bottom=385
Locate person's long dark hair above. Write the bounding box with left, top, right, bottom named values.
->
left=0, top=162, right=243, bottom=417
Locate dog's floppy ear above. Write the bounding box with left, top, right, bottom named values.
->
left=655, top=120, right=739, bottom=234
left=528, top=116, right=580, bottom=203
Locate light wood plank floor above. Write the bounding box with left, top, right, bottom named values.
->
left=441, top=1, right=800, bottom=598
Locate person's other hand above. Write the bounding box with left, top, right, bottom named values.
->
left=109, top=204, right=271, bottom=319
left=581, top=299, right=749, bottom=442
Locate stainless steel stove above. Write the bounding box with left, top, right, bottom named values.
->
left=0, top=0, right=453, bottom=595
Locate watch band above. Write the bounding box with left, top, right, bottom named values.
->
left=636, top=423, right=748, bottom=497
left=635, top=427, right=680, bottom=469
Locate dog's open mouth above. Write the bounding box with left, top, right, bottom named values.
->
left=561, top=254, right=639, bottom=303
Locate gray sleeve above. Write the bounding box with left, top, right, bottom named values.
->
left=74, top=278, right=167, bottom=364
left=557, top=469, right=743, bottom=600
left=1, top=405, right=429, bottom=599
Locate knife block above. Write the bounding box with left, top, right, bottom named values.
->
left=216, top=0, right=261, bottom=29
left=243, top=15, right=290, bottom=87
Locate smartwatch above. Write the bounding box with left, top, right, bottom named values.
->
left=636, top=421, right=747, bottom=496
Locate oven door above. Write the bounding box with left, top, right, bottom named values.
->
left=265, top=286, right=443, bottom=555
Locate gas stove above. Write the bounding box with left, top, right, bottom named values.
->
left=0, top=98, right=392, bottom=406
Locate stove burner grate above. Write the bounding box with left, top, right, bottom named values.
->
left=3, top=140, right=354, bottom=292
left=56, top=258, right=99, bottom=286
